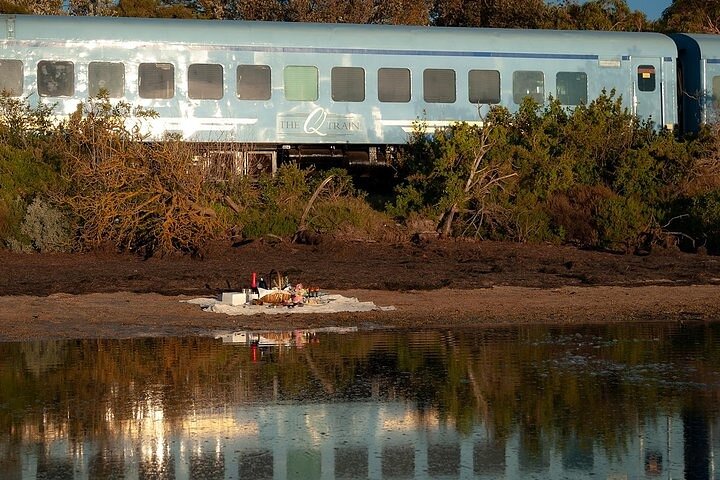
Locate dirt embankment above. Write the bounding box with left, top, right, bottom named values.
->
left=1, top=240, right=719, bottom=341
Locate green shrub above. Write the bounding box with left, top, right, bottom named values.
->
left=0, top=95, right=56, bottom=149
left=310, top=196, right=400, bottom=241
left=239, top=208, right=300, bottom=239
left=685, top=189, right=720, bottom=253
left=507, top=192, right=556, bottom=243
left=0, top=143, right=64, bottom=248
left=595, top=195, right=651, bottom=252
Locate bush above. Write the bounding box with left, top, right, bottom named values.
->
left=20, top=197, right=73, bottom=253
left=595, top=195, right=651, bottom=252
left=684, top=189, right=720, bottom=253
left=0, top=143, right=63, bottom=249
left=0, top=95, right=56, bottom=149
left=4, top=90, right=719, bottom=256
left=310, top=196, right=401, bottom=242
left=388, top=121, right=516, bottom=238
left=389, top=92, right=704, bottom=252
left=59, top=96, right=222, bottom=256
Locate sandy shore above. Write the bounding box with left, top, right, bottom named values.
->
left=1, top=284, right=718, bottom=341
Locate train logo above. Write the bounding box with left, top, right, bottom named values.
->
left=278, top=108, right=364, bottom=138
left=304, top=107, right=328, bottom=136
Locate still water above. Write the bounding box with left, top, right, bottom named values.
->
left=1, top=323, right=719, bottom=479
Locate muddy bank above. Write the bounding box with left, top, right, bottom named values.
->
left=1, top=240, right=719, bottom=341
left=0, top=285, right=718, bottom=342
left=2, top=240, right=719, bottom=296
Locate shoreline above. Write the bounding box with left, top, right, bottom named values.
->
left=1, top=284, right=719, bottom=341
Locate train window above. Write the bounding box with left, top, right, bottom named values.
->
left=424, top=69, right=456, bottom=103
left=88, top=62, right=124, bottom=98
left=556, top=72, right=587, bottom=105
left=713, top=76, right=720, bottom=109
left=139, top=63, right=174, bottom=99
left=38, top=60, right=74, bottom=97
left=637, top=65, right=656, bottom=92
left=284, top=66, right=318, bottom=101
left=188, top=63, right=223, bottom=100
left=237, top=65, right=271, bottom=100
left=468, top=70, right=500, bottom=104
left=513, top=71, right=544, bottom=104
left=332, top=67, right=365, bottom=102
left=378, top=68, right=410, bottom=103
left=0, top=59, right=23, bottom=96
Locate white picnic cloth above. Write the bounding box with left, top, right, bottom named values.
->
left=185, top=294, right=395, bottom=316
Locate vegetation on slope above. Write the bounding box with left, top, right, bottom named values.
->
left=1, top=92, right=720, bottom=255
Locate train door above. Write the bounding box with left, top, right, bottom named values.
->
left=704, top=62, right=720, bottom=124
left=632, top=58, right=663, bottom=125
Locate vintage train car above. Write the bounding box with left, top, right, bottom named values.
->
left=672, top=33, right=720, bottom=133
left=0, top=14, right=679, bottom=168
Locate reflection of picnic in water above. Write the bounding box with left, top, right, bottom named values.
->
left=216, top=327, right=359, bottom=347
left=185, top=269, right=395, bottom=316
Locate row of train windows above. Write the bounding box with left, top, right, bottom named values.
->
left=0, top=59, right=657, bottom=105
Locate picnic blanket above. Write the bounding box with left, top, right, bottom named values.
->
left=185, top=294, right=395, bottom=316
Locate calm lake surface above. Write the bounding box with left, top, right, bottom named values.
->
left=1, top=323, right=719, bottom=479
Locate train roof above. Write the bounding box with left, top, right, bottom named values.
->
left=2, top=14, right=677, bottom=59
left=671, top=33, right=720, bottom=60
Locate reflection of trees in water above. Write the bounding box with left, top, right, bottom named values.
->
left=19, top=340, right=67, bottom=377
left=0, top=323, right=719, bottom=458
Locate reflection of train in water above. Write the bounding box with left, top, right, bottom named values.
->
left=5, top=402, right=717, bottom=479
left=1, top=14, right=720, bottom=170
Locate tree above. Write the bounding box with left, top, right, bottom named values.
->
left=389, top=121, right=517, bottom=238
left=287, top=0, right=373, bottom=23
left=660, top=0, right=720, bottom=33
left=548, top=0, right=649, bottom=31
left=431, top=0, right=552, bottom=29
left=68, top=0, right=116, bottom=16
left=115, top=0, right=196, bottom=18
left=0, top=0, right=61, bottom=14
left=0, top=0, right=29, bottom=13
left=230, top=0, right=287, bottom=20
left=434, top=123, right=517, bottom=237
left=370, top=0, right=430, bottom=25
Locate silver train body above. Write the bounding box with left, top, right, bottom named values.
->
left=0, top=15, right=718, bottom=167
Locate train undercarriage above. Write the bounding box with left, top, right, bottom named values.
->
left=193, top=144, right=399, bottom=179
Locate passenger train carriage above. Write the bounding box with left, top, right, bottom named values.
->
left=672, top=33, right=720, bottom=134
left=0, top=14, right=718, bottom=168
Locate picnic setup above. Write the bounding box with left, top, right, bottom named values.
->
left=186, top=270, right=394, bottom=316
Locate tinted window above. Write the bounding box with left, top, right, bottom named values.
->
left=237, top=65, right=271, bottom=100
left=0, top=59, right=22, bottom=96
left=424, top=69, right=455, bottom=103
left=88, top=62, right=124, bottom=98
left=138, top=63, right=174, bottom=99
left=188, top=63, right=223, bottom=100
left=378, top=68, right=410, bottom=103
left=332, top=66, right=364, bottom=102
left=513, top=70, right=544, bottom=104
left=638, top=65, right=656, bottom=92
left=468, top=69, right=500, bottom=104
left=556, top=72, right=587, bottom=105
left=284, top=66, right=317, bottom=101
left=38, top=60, right=74, bottom=97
